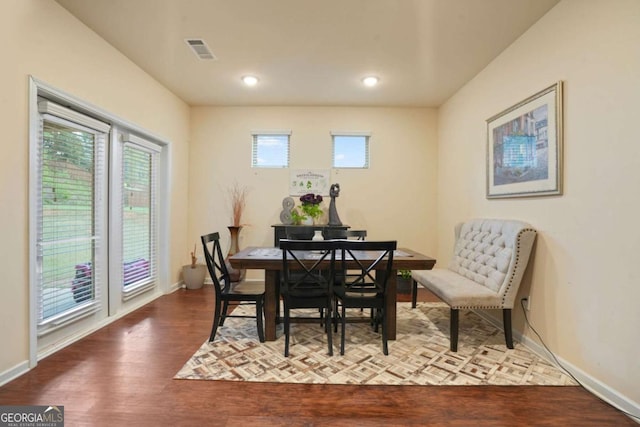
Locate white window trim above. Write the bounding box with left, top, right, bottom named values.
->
left=250, top=129, right=292, bottom=136
left=330, top=131, right=371, bottom=137
left=330, top=131, right=371, bottom=169
left=117, top=133, right=161, bottom=301
left=35, top=111, right=108, bottom=336
left=251, top=130, right=292, bottom=168
left=38, top=100, right=111, bottom=132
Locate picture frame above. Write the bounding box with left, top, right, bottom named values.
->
left=486, top=81, right=563, bottom=198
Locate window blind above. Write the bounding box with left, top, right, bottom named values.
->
left=251, top=131, right=291, bottom=168
left=36, top=101, right=108, bottom=333
left=120, top=134, right=159, bottom=300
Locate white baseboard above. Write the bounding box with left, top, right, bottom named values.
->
left=0, top=360, right=30, bottom=388
left=475, top=310, right=640, bottom=422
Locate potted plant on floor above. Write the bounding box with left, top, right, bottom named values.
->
left=182, top=244, right=207, bottom=289
left=397, top=269, right=412, bottom=294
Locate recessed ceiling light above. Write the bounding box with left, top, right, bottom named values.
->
left=242, top=75, right=259, bottom=86
left=362, top=76, right=379, bottom=87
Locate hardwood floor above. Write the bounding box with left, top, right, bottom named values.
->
left=0, top=286, right=634, bottom=426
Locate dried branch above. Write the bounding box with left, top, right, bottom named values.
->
left=190, top=243, right=197, bottom=268
left=228, top=182, right=248, bottom=226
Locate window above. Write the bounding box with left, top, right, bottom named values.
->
left=119, top=134, right=160, bottom=300
left=332, top=133, right=370, bottom=168
left=251, top=131, right=290, bottom=168
left=35, top=100, right=109, bottom=333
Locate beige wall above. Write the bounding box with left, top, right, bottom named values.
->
left=437, top=0, right=640, bottom=407
left=4, top=0, right=637, bottom=414
left=188, top=106, right=438, bottom=274
left=0, top=1, right=190, bottom=375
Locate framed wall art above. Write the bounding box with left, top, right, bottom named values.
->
left=486, top=81, right=563, bottom=198
left=289, top=169, right=330, bottom=196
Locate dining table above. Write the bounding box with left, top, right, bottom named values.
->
left=229, top=246, right=436, bottom=341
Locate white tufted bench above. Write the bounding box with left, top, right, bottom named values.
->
left=411, top=219, right=537, bottom=351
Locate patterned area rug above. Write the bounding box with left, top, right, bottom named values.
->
left=175, top=303, right=577, bottom=385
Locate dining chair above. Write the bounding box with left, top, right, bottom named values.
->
left=324, top=229, right=369, bottom=313
left=284, top=228, right=337, bottom=322
left=282, top=228, right=320, bottom=313
left=333, top=240, right=397, bottom=355
left=201, top=232, right=265, bottom=343
left=285, top=227, right=315, bottom=240
left=322, top=229, right=367, bottom=240
left=280, top=239, right=337, bottom=357
left=346, top=230, right=367, bottom=240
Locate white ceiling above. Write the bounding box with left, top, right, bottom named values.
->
left=55, top=0, right=559, bottom=107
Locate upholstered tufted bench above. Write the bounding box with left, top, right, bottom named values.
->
left=412, top=219, right=537, bottom=351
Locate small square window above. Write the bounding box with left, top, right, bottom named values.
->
left=332, top=134, right=369, bottom=168
left=252, top=133, right=290, bottom=168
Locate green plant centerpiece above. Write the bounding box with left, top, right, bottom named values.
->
left=290, top=209, right=306, bottom=225
left=291, top=193, right=323, bottom=224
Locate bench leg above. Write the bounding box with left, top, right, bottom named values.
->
left=411, top=280, right=418, bottom=308
left=450, top=308, right=459, bottom=352
left=503, top=308, right=514, bottom=349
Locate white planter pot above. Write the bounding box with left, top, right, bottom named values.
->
left=182, top=264, right=207, bottom=289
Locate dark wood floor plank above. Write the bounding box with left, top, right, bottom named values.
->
left=0, top=286, right=634, bottom=426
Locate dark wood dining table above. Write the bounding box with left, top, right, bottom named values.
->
left=229, top=246, right=436, bottom=341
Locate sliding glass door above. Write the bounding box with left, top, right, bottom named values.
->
left=32, top=95, right=164, bottom=359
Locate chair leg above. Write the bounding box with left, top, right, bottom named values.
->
left=256, top=298, right=265, bottom=343
left=411, top=280, right=418, bottom=308
left=503, top=309, right=514, bottom=349
left=371, top=308, right=378, bottom=332
left=380, top=308, right=388, bottom=355
left=209, top=300, right=223, bottom=342
left=333, top=299, right=339, bottom=333
left=275, top=280, right=281, bottom=323
left=450, top=308, right=459, bottom=352
left=326, top=305, right=333, bottom=356
left=340, top=303, right=346, bottom=356
left=220, top=300, right=230, bottom=326
left=284, top=304, right=291, bottom=357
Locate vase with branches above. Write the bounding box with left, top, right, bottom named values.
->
left=226, top=182, right=249, bottom=282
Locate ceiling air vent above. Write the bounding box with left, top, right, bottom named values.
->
left=185, top=39, right=217, bottom=60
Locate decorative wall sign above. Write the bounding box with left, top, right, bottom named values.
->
left=289, top=169, right=330, bottom=196
left=486, top=81, right=563, bottom=198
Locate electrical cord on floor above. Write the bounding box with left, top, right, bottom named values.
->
left=519, top=298, right=639, bottom=422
